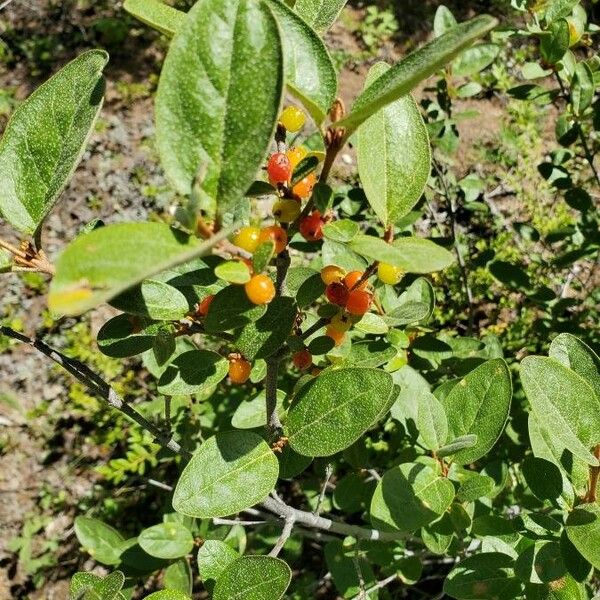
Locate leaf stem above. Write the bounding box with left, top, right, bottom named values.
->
left=585, top=444, right=600, bottom=503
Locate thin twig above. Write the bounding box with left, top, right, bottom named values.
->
left=314, top=463, right=334, bottom=515
left=0, top=327, right=190, bottom=457
left=269, top=516, right=295, bottom=557
left=350, top=574, right=398, bottom=599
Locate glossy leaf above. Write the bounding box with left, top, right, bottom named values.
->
left=156, top=0, right=284, bottom=214
left=0, top=50, right=107, bottom=234
left=370, top=462, right=455, bottom=532
left=294, top=0, right=347, bottom=33
left=286, top=368, right=394, bottom=457
left=214, top=260, right=252, bottom=285
left=49, top=223, right=230, bottom=316
left=349, top=234, right=454, bottom=273
left=213, top=556, right=291, bottom=600
left=197, top=540, right=239, bottom=591
left=233, top=297, right=297, bottom=360
left=521, top=356, right=600, bottom=465
left=123, top=0, right=185, bottom=36
left=265, top=0, right=336, bottom=124
left=440, top=359, right=512, bottom=464
left=157, top=350, right=228, bottom=396
left=138, top=523, right=194, bottom=560
left=337, top=15, right=498, bottom=134
left=357, top=62, right=430, bottom=226
left=172, top=431, right=279, bottom=517
left=566, top=504, right=600, bottom=570
left=74, top=517, right=125, bottom=566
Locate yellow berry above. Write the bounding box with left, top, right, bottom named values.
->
left=330, top=312, right=353, bottom=333
left=321, top=265, right=346, bottom=286
left=273, top=199, right=301, bottom=223
left=233, top=226, right=261, bottom=254
left=280, top=106, right=306, bottom=132
left=286, top=146, right=309, bottom=170
left=377, top=263, right=404, bottom=286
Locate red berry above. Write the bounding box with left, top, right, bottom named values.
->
left=326, top=282, right=349, bottom=306
left=258, top=225, right=288, bottom=255
left=292, top=348, right=312, bottom=371
left=196, top=294, right=214, bottom=317
left=346, top=289, right=373, bottom=316
left=299, top=211, right=324, bottom=241
left=267, top=153, right=292, bottom=184
left=229, top=356, right=251, bottom=384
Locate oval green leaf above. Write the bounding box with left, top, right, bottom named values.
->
left=97, top=314, right=167, bottom=358
left=138, top=523, right=194, bottom=560
left=357, top=62, right=430, bottom=226
left=294, top=0, right=347, bottom=33
left=74, top=517, right=125, bottom=566
left=0, top=50, right=108, bottom=234
left=440, top=359, right=512, bottom=464
left=110, top=279, right=189, bottom=320
left=286, top=368, right=394, bottom=457
left=124, top=0, right=185, bottom=36
left=550, top=333, right=600, bottom=399
left=566, top=504, right=600, bottom=570
left=155, top=0, right=284, bottom=214
left=215, top=260, right=252, bottom=285
left=213, top=556, right=292, bottom=600
left=172, top=431, right=279, bottom=517
left=157, top=350, right=228, bottom=396
left=198, top=540, right=239, bottom=592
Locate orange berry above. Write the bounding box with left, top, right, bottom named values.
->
left=292, top=173, right=317, bottom=199
left=326, top=282, right=349, bottom=306
left=286, top=146, right=308, bottom=170
left=229, top=356, right=251, bottom=384
left=326, top=326, right=345, bottom=346
left=259, top=225, right=288, bottom=255
left=233, top=226, right=261, bottom=254
left=346, top=289, right=373, bottom=316
left=344, top=270, right=368, bottom=291
left=329, top=312, right=353, bottom=333
left=292, top=348, right=312, bottom=371
left=321, top=265, right=346, bottom=285
left=196, top=294, right=214, bottom=317
left=245, top=274, right=276, bottom=305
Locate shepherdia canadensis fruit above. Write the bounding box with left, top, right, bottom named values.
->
left=299, top=210, right=324, bottom=241
left=233, top=226, right=261, bottom=253
left=321, top=265, right=346, bottom=285
left=292, top=173, right=317, bottom=199
left=280, top=105, right=306, bottom=132
left=258, top=225, right=288, bottom=255
left=377, top=262, right=404, bottom=285
left=267, top=152, right=292, bottom=184
left=244, top=274, right=275, bottom=305
left=286, top=145, right=308, bottom=169
left=228, top=355, right=251, bottom=384
left=292, top=348, right=312, bottom=371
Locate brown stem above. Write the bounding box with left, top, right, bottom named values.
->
left=585, top=444, right=600, bottom=503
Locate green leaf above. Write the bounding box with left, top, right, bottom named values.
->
left=155, top=0, right=284, bottom=214
left=157, top=350, right=228, bottom=396
left=440, top=359, right=512, bottom=464
left=540, top=19, right=569, bottom=64
left=515, top=541, right=565, bottom=584
left=422, top=513, right=455, bottom=555
left=294, top=0, right=347, bottom=33
left=456, top=474, right=495, bottom=502
left=370, top=462, right=455, bottom=532
left=123, top=0, right=185, bottom=36
left=566, top=504, right=600, bottom=570
left=348, top=234, right=454, bottom=273
left=97, top=315, right=167, bottom=358
left=357, top=62, right=431, bottom=226
left=286, top=368, right=394, bottom=457
left=204, top=284, right=266, bottom=332
left=344, top=339, right=396, bottom=368
left=232, top=389, right=285, bottom=429
left=417, top=391, right=448, bottom=451
left=74, top=517, right=125, bottom=566
left=322, top=219, right=360, bottom=243
left=434, top=5, right=457, bottom=37
left=324, top=540, right=377, bottom=597
left=545, top=0, right=579, bottom=22
left=437, top=434, right=478, bottom=458
left=521, top=356, right=600, bottom=466
left=336, top=15, right=498, bottom=135
left=452, top=44, right=500, bottom=76
left=164, top=560, right=192, bottom=595
left=197, top=540, right=239, bottom=592
left=49, top=223, right=230, bottom=316
left=252, top=242, right=275, bottom=273
left=444, top=553, right=522, bottom=600
left=110, top=280, right=189, bottom=320
left=522, top=456, right=574, bottom=510
left=145, top=592, right=191, bottom=600
left=70, top=571, right=126, bottom=600
left=549, top=333, right=600, bottom=399
left=307, top=335, right=334, bottom=355
left=233, top=296, right=297, bottom=360
left=213, top=556, right=291, bottom=600
left=384, top=301, right=431, bottom=326
left=215, top=260, right=251, bottom=285
left=572, top=62, right=594, bottom=117
left=265, top=0, right=336, bottom=124
left=172, top=431, right=279, bottom=518
left=0, top=50, right=107, bottom=235
left=138, top=523, right=194, bottom=560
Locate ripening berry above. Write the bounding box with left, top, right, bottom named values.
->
left=321, top=265, right=346, bottom=286
left=280, top=105, right=306, bottom=132
left=267, top=153, right=292, bottom=184
left=346, top=289, right=373, bottom=316
left=273, top=199, right=301, bottom=224
left=326, top=282, right=349, bottom=306
left=293, top=173, right=317, bottom=199
left=326, top=326, right=345, bottom=346
left=196, top=294, right=214, bottom=317
left=329, top=312, right=353, bottom=333
left=229, top=356, right=251, bottom=384
left=258, top=225, right=288, bottom=254
left=286, top=146, right=308, bottom=169
left=344, top=270, right=368, bottom=291
left=233, top=226, right=261, bottom=254
left=377, top=263, right=404, bottom=285
left=245, top=274, right=276, bottom=305
left=299, top=210, right=324, bottom=241
left=292, top=348, right=312, bottom=371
